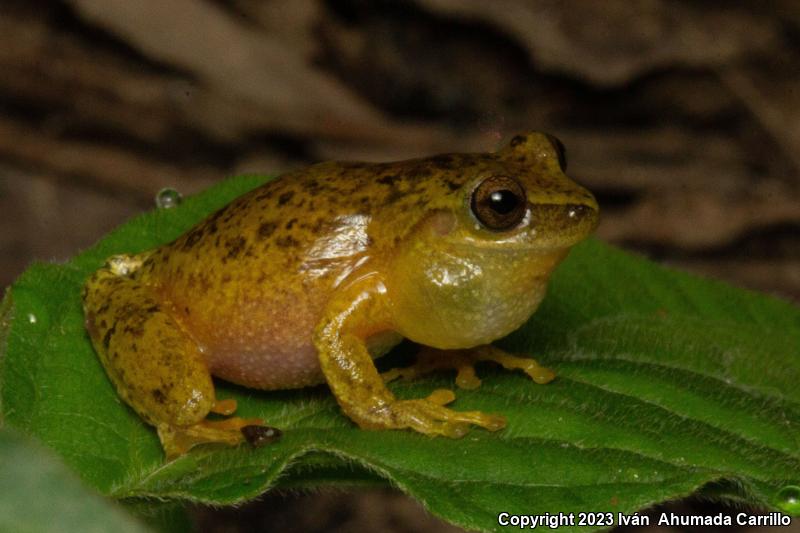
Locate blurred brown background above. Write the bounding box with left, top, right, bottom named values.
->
left=1, top=0, right=798, bottom=531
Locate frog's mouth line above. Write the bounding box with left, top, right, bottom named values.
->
left=450, top=235, right=585, bottom=256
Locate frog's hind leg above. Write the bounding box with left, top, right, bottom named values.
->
left=155, top=399, right=274, bottom=459
left=382, top=344, right=556, bottom=390
left=82, top=256, right=268, bottom=459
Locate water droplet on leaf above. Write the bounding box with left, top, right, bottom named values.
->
left=776, top=486, right=800, bottom=513
left=14, top=291, right=50, bottom=330
left=155, top=188, right=182, bottom=209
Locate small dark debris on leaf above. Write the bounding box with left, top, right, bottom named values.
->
left=241, top=425, right=282, bottom=448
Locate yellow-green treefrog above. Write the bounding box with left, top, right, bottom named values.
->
left=82, top=132, right=599, bottom=458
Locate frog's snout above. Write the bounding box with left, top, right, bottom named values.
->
left=564, top=200, right=600, bottom=241
left=527, top=199, right=599, bottom=248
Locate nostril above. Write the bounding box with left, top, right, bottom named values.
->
left=566, top=204, right=590, bottom=219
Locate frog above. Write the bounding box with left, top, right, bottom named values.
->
left=82, top=132, right=599, bottom=459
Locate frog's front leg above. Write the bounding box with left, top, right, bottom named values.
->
left=313, top=280, right=506, bottom=437
left=82, top=257, right=273, bottom=459
left=383, top=345, right=556, bottom=390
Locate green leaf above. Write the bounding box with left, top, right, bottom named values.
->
left=0, top=426, right=151, bottom=533
left=1, top=175, right=799, bottom=533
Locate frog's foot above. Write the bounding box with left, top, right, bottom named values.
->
left=383, top=345, right=555, bottom=390
left=210, top=398, right=238, bottom=416
left=360, top=388, right=506, bottom=438
left=157, top=415, right=281, bottom=459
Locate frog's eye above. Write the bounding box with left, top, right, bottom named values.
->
left=470, top=176, right=527, bottom=231
left=545, top=134, right=567, bottom=171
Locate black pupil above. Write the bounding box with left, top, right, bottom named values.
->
left=489, top=189, right=520, bottom=214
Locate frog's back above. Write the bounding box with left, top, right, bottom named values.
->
left=140, top=155, right=489, bottom=389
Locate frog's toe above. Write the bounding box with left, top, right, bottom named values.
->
left=438, top=407, right=506, bottom=433
left=210, top=398, right=238, bottom=415
left=158, top=416, right=274, bottom=459
left=524, top=363, right=556, bottom=384
left=381, top=356, right=438, bottom=383
left=382, top=347, right=475, bottom=385
left=454, top=364, right=482, bottom=390
left=446, top=345, right=557, bottom=386
left=383, top=345, right=554, bottom=389
left=426, top=388, right=456, bottom=406
left=387, top=397, right=506, bottom=438
left=478, top=347, right=555, bottom=384
left=380, top=368, right=406, bottom=383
